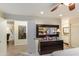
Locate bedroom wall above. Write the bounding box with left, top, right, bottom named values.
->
left=34, top=17, right=60, bottom=25
left=27, top=20, right=38, bottom=55
left=70, top=16, right=79, bottom=47
left=61, top=17, right=70, bottom=44
left=0, top=17, right=7, bottom=55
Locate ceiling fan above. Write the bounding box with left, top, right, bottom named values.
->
left=51, top=3, right=75, bottom=12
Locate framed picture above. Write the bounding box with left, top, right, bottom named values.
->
left=63, top=27, right=70, bottom=34
left=18, top=25, right=26, bottom=39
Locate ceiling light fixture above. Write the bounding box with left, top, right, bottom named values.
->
left=40, top=11, right=44, bottom=15
left=59, top=14, right=63, bottom=16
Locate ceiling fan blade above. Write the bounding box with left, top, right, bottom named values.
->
left=51, top=4, right=60, bottom=12
left=68, top=3, right=75, bottom=11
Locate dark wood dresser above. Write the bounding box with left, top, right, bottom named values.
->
left=38, top=40, right=63, bottom=55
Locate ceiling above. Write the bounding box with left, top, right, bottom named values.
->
left=0, top=3, right=79, bottom=18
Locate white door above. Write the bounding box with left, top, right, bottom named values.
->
left=0, top=20, right=7, bottom=55
left=71, top=24, right=79, bottom=47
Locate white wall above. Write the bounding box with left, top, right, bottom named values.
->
left=27, top=21, right=37, bottom=55
left=70, top=16, right=79, bottom=47
left=14, top=20, right=27, bottom=45
left=0, top=17, right=7, bottom=55
left=34, top=17, right=60, bottom=25
left=61, top=17, right=70, bottom=44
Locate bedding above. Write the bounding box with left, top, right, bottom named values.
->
left=15, top=48, right=79, bottom=56
left=52, top=48, right=79, bottom=56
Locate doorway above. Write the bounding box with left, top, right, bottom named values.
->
left=7, top=20, right=28, bottom=56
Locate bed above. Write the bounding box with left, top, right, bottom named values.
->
left=15, top=48, right=79, bottom=56
left=51, top=48, right=79, bottom=56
